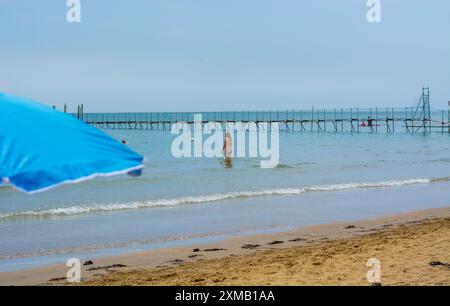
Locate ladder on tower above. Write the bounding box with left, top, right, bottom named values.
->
left=410, top=87, right=432, bottom=133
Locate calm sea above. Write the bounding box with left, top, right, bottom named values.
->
left=0, top=117, right=449, bottom=271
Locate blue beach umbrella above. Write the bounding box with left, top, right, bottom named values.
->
left=0, top=93, right=144, bottom=194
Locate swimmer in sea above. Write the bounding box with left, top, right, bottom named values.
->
left=222, top=131, right=233, bottom=168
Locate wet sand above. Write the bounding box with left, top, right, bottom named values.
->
left=1, top=207, right=449, bottom=286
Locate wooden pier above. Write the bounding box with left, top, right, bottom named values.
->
left=71, top=88, right=449, bottom=134
left=73, top=107, right=450, bottom=134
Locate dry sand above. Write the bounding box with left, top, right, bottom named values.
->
left=1, top=207, right=449, bottom=286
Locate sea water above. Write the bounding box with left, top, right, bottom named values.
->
left=0, top=129, right=449, bottom=271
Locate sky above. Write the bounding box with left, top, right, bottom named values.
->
left=1, top=0, right=449, bottom=112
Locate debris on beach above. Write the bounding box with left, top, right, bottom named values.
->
left=188, top=254, right=203, bottom=258
left=87, top=264, right=127, bottom=271
left=289, top=238, right=306, bottom=242
left=267, top=240, right=284, bottom=245
left=242, top=244, right=261, bottom=249
left=429, top=261, right=450, bottom=268
left=203, top=248, right=227, bottom=252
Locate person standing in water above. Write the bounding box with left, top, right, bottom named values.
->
left=222, top=131, right=233, bottom=168
left=223, top=132, right=232, bottom=158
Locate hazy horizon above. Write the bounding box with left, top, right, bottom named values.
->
left=1, top=0, right=449, bottom=112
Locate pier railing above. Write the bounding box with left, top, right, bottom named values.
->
left=72, top=107, right=450, bottom=134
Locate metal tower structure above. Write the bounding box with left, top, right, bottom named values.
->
left=412, top=87, right=431, bottom=133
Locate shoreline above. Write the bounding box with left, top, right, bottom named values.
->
left=0, top=206, right=449, bottom=285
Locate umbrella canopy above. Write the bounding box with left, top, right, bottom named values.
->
left=0, top=93, right=144, bottom=194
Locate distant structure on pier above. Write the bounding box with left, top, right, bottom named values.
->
left=406, top=87, right=432, bottom=133
left=68, top=88, right=449, bottom=134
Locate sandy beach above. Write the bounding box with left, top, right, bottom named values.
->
left=3, top=0, right=450, bottom=291
left=1, top=206, right=449, bottom=286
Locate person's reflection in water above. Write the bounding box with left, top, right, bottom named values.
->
left=223, top=156, right=233, bottom=168
left=222, top=131, right=233, bottom=169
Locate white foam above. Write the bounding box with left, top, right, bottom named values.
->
left=0, top=178, right=433, bottom=219
left=305, top=178, right=431, bottom=192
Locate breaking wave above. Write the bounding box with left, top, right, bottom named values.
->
left=0, top=178, right=445, bottom=220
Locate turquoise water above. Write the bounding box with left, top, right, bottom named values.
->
left=0, top=129, right=449, bottom=272
left=79, top=109, right=449, bottom=124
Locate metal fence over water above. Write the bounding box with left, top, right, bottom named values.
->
left=70, top=107, right=449, bottom=134
left=69, top=88, right=449, bottom=134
